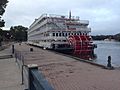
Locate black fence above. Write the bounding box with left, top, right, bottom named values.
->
left=14, top=49, right=54, bottom=90
left=28, top=65, right=54, bottom=90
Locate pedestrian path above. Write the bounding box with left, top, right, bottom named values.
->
left=14, top=43, right=120, bottom=90
left=0, top=47, right=24, bottom=90
left=0, top=46, right=12, bottom=56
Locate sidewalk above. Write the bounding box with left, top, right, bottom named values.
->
left=0, top=47, right=24, bottom=90
left=15, top=43, right=120, bottom=90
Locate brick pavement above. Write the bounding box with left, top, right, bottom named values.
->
left=15, top=43, right=120, bottom=90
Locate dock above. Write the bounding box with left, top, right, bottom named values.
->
left=0, top=43, right=120, bottom=90
left=14, top=43, right=120, bottom=90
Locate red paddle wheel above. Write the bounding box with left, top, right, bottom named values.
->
left=68, top=35, right=94, bottom=59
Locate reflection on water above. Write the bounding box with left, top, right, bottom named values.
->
left=93, top=41, right=120, bottom=67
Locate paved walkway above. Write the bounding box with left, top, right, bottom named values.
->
left=0, top=47, right=24, bottom=90
left=15, top=43, right=120, bottom=90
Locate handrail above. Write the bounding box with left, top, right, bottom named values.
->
left=14, top=48, right=54, bottom=90
left=29, top=67, right=54, bottom=90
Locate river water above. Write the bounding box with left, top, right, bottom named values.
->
left=93, top=41, right=120, bottom=67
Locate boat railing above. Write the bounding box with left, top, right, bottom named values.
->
left=65, top=19, right=89, bottom=25
left=28, top=19, right=48, bottom=34
left=14, top=50, right=54, bottom=90
left=38, top=13, right=47, bottom=20
left=45, top=14, right=79, bottom=20
left=29, top=14, right=81, bottom=29
left=29, top=14, right=47, bottom=29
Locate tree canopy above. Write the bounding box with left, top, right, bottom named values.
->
left=0, top=0, right=8, bottom=27
left=10, top=25, right=28, bottom=41
left=114, top=33, right=120, bottom=41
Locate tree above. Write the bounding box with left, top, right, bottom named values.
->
left=92, top=35, right=114, bottom=40
left=10, top=25, right=28, bottom=41
left=0, top=29, right=3, bottom=46
left=114, top=33, right=120, bottom=41
left=0, top=0, right=8, bottom=46
left=0, top=0, right=8, bottom=27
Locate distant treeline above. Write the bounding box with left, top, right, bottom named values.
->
left=0, top=25, right=28, bottom=46
left=114, top=33, right=120, bottom=41
left=92, top=33, right=120, bottom=41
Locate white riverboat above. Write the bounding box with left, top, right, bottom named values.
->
left=28, top=12, right=96, bottom=59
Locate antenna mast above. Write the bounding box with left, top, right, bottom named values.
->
left=69, top=11, right=71, bottom=19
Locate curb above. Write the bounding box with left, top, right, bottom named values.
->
left=0, top=55, right=13, bottom=59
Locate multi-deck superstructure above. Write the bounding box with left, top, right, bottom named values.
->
left=28, top=13, right=96, bottom=59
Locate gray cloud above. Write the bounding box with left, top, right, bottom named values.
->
left=3, top=0, right=120, bottom=35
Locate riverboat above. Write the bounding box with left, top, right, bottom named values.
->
left=28, top=12, right=96, bottom=59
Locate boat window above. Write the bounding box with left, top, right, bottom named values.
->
left=53, top=33, right=55, bottom=36
left=63, top=40, right=66, bottom=42
left=62, top=33, right=64, bottom=36
left=65, top=33, right=67, bottom=36
left=56, top=33, right=58, bottom=37
left=59, top=33, right=61, bottom=36
left=68, top=33, right=70, bottom=35
left=79, top=32, right=81, bottom=35
left=67, top=26, right=69, bottom=29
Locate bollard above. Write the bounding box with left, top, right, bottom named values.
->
left=30, top=48, right=33, bottom=52
left=107, top=56, right=112, bottom=68
left=12, top=45, right=14, bottom=54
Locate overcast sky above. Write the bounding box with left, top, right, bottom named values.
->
left=2, top=0, right=120, bottom=35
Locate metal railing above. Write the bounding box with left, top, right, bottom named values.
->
left=28, top=64, right=54, bottom=90
left=14, top=48, right=54, bottom=90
